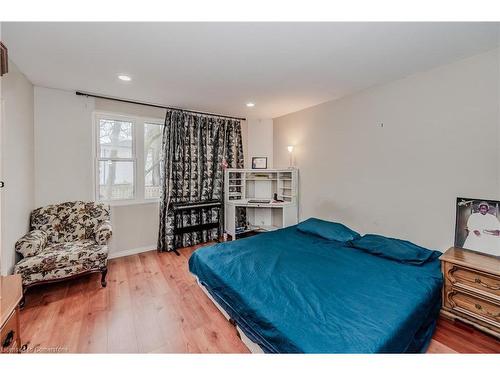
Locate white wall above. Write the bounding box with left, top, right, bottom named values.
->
left=34, top=86, right=95, bottom=205
left=33, top=89, right=161, bottom=257
left=274, top=49, right=500, bottom=252
left=1, top=61, right=34, bottom=275
left=110, top=203, right=159, bottom=258
left=246, top=119, right=273, bottom=168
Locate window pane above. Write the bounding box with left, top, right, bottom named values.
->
left=144, top=122, right=162, bottom=199
left=99, top=119, right=133, bottom=158
left=98, top=160, right=134, bottom=200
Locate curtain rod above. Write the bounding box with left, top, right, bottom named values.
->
left=75, top=91, right=246, bottom=121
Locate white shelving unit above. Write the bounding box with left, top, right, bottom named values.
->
left=224, top=168, right=298, bottom=240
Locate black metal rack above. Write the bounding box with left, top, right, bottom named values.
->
left=170, top=199, right=222, bottom=255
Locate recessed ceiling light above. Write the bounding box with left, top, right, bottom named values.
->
left=246, top=102, right=255, bottom=107
left=118, top=74, right=132, bottom=82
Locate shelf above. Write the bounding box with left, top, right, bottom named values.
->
left=256, top=225, right=280, bottom=232
left=234, top=227, right=256, bottom=235
left=246, top=178, right=277, bottom=181
left=227, top=199, right=293, bottom=207
left=235, top=224, right=280, bottom=235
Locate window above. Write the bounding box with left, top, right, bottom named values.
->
left=97, top=118, right=135, bottom=201
left=95, top=113, right=163, bottom=204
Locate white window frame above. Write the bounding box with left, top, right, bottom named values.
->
left=93, top=111, right=163, bottom=206
left=142, top=118, right=164, bottom=201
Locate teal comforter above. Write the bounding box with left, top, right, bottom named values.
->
left=189, top=226, right=443, bottom=353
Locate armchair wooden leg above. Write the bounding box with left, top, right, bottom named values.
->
left=19, top=288, right=27, bottom=309
left=100, top=267, right=108, bottom=287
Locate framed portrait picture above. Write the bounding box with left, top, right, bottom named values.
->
left=455, top=197, right=500, bottom=257
left=251, top=157, right=267, bottom=169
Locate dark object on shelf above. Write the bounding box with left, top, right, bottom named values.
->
left=0, top=42, right=8, bottom=77
left=170, top=199, right=222, bottom=255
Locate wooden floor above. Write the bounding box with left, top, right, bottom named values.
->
left=19, top=245, right=500, bottom=353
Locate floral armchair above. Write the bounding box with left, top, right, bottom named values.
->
left=13, top=201, right=112, bottom=304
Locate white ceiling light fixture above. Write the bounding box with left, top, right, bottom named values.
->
left=118, top=74, right=132, bottom=82
left=246, top=102, right=255, bottom=108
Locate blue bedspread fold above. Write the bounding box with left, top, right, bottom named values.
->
left=189, top=226, right=443, bottom=353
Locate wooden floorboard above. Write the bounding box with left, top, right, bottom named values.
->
left=19, top=244, right=499, bottom=353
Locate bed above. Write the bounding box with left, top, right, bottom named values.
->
left=188, top=220, right=443, bottom=353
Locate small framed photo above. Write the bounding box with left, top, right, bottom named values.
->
left=455, top=197, right=500, bottom=257
left=251, top=157, right=267, bottom=169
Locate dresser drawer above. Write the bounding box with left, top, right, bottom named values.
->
left=444, top=286, right=500, bottom=329
left=444, top=262, right=500, bottom=300
left=0, top=309, right=20, bottom=353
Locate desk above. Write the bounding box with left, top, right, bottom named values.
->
left=225, top=199, right=298, bottom=240
left=224, top=168, right=299, bottom=240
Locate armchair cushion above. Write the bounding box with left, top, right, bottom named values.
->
left=14, top=240, right=108, bottom=286
left=15, top=229, right=48, bottom=257
left=95, top=221, right=113, bottom=245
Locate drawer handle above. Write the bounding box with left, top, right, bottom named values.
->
left=474, top=277, right=500, bottom=290
left=474, top=303, right=500, bottom=319
left=2, top=330, right=14, bottom=348
left=448, top=266, right=500, bottom=290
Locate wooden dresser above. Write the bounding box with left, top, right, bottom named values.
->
left=440, top=247, right=499, bottom=339
left=0, top=275, right=23, bottom=353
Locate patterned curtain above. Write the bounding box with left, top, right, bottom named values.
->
left=157, top=110, right=244, bottom=252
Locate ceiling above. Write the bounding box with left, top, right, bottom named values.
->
left=3, top=22, right=499, bottom=119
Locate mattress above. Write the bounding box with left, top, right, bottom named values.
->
left=189, top=225, right=443, bottom=353
left=196, top=278, right=264, bottom=353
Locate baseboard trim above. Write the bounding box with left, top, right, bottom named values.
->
left=108, top=245, right=157, bottom=260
